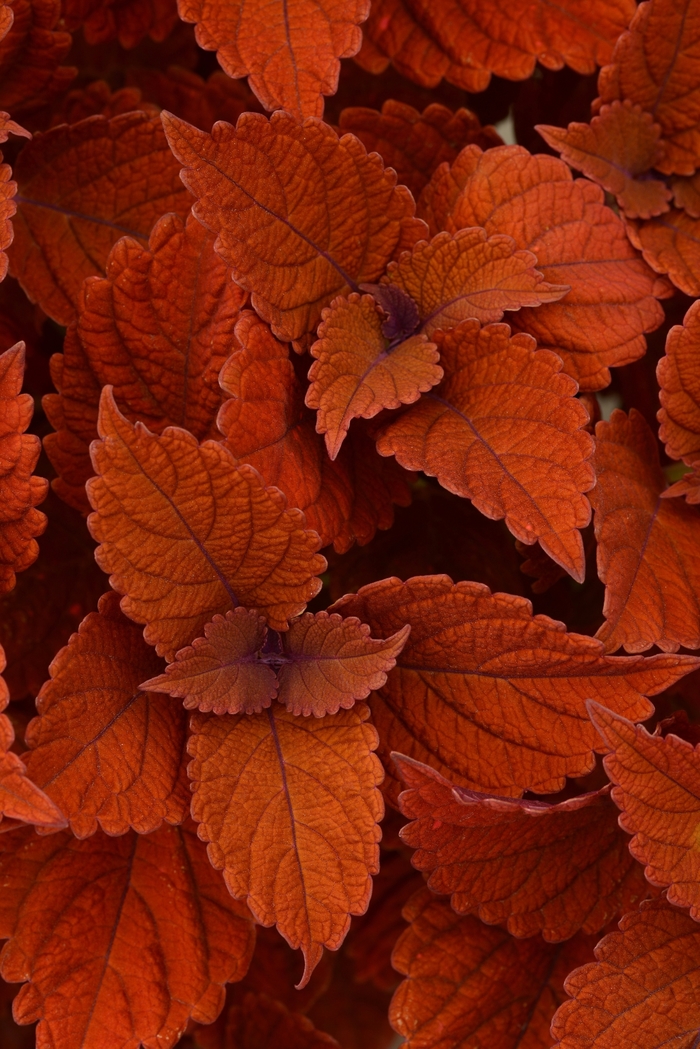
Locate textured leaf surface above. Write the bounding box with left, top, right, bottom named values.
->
left=376, top=321, right=594, bottom=581
left=597, top=0, right=700, bottom=175
left=87, top=389, right=325, bottom=658
left=23, top=590, right=189, bottom=837
left=330, top=575, right=695, bottom=798
left=385, top=229, right=568, bottom=335
left=143, top=608, right=277, bottom=715
left=358, top=0, right=633, bottom=88
left=0, top=821, right=256, bottom=1049
left=276, top=612, right=410, bottom=716
left=0, top=0, right=74, bottom=114
left=188, top=701, right=383, bottom=986
left=338, top=100, right=502, bottom=199
left=625, top=207, right=700, bottom=296
left=0, top=149, right=16, bottom=284
left=177, top=0, right=368, bottom=120
left=9, top=112, right=191, bottom=325
left=390, top=887, right=600, bottom=1049
left=61, top=0, right=178, bottom=47
left=591, top=409, right=700, bottom=653
left=307, top=293, right=441, bottom=459
left=537, top=101, right=672, bottom=219
left=671, top=170, right=700, bottom=216
left=419, top=144, right=666, bottom=391
left=0, top=342, right=47, bottom=594
left=162, top=110, right=425, bottom=342
left=394, top=754, right=647, bottom=941
left=551, top=896, right=700, bottom=1049
left=218, top=312, right=411, bottom=552
left=589, top=701, right=700, bottom=920
left=658, top=299, right=700, bottom=467
left=195, top=991, right=340, bottom=1049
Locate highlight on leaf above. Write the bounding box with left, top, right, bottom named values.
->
left=217, top=311, right=412, bottom=553
left=419, top=143, right=667, bottom=391
left=384, top=228, right=569, bottom=335
left=306, top=292, right=442, bottom=459
left=176, top=0, right=369, bottom=120
left=23, top=590, right=189, bottom=837
left=537, top=100, right=672, bottom=219
left=551, top=896, right=700, bottom=1049
left=161, top=109, right=426, bottom=342
left=376, top=320, right=595, bottom=582
left=330, top=575, right=697, bottom=799
left=87, top=387, right=326, bottom=659
left=589, top=700, right=700, bottom=921
left=188, top=700, right=384, bottom=987
left=0, top=821, right=256, bottom=1049
left=591, top=408, right=700, bottom=653
left=394, top=753, right=648, bottom=941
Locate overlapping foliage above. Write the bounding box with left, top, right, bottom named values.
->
left=2, top=0, right=700, bottom=1046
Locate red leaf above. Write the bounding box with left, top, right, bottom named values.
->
left=61, top=0, right=178, bottom=48
left=589, top=700, right=700, bottom=920
left=87, top=388, right=326, bottom=657
left=551, top=896, right=700, bottom=1049
left=419, top=144, right=666, bottom=391
left=537, top=101, right=672, bottom=219
left=23, top=590, right=189, bottom=837
left=331, top=575, right=696, bottom=799
left=0, top=821, right=256, bottom=1049
left=196, top=991, right=340, bottom=1049
left=126, top=67, right=262, bottom=129
left=625, top=207, right=700, bottom=296
left=0, top=342, right=47, bottom=594
left=338, top=100, right=502, bottom=200
left=591, top=409, right=700, bottom=653
left=658, top=298, right=700, bottom=468
left=162, top=110, right=426, bottom=342
left=48, top=80, right=159, bottom=126
left=307, top=292, right=442, bottom=459
left=376, top=320, right=595, bottom=581
left=0, top=0, right=74, bottom=114
left=394, top=753, right=648, bottom=941
left=188, top=701, right=383, bottom=987
left=390, top=887, right=601, bottom=1049
left=177, top=0, right=369, bottom=120
left=217, top=311, right=412, bottom=552
left=9, top=112, right=191, bottom=325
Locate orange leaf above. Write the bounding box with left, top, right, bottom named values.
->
left=537, top=101, right=672, bottom=220
left=0, top=821, right=256, bottom=1049
left=143, top=608, right=278, bottom=715
left=23, top=590, right=189, bottom=837
left=177, top=0, right=368, bottom=120
left=671, top=170, right=700, bottom=216
left=385, top=229, right=569, bottom=335
left=217, top=311, right=411, bottom=552
left=330, top=575, right=699, bottom=798
left=376, top=320, right=595, bottom=581
left=0, top=0, right=74, bottom=114
left=0, top=111, right=29, bottom=142
left=625, top=206, right=700, bottom=296
left=276, top=612, right=410, bottom=716
left=551, top=896, right=700, bottom=1049
left=394, top=753, right=647, bottom=941
left=307, top=293, right=441, bottom=459
left=87, top=388, right=325, bottom=658
left=597, top=0, right=700, bottom=176
left=589, top=700, right=700, bottom=920
left=658, top=299, right=700, bottom=467
left=188, top=701, right=383, bottom=987
left=0, top=644, right=67, bottom=828
left=338, top=100, right=502, bottom=200
left=198, top=991, right=340, bottom=1049
left=0, top=342, right=47, bottom=594
left=61, top=0, right=178, bottom=48
left=419, top=144, right=666, bottom=391
left=664, top=464, right=700, bottom=503
left=43, top=211, right=246, bottom=511
left=9, top=111, right=191, bottom=325
left=162, top=110, right=426, bottom=342
left=390, top=887, right=601, bottom=1049
left=591, top=409, right=700, bottom=653
left=358, top=0, right=633, bottom=88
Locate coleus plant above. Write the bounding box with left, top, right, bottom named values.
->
left=3, top=0, right=700, bottom=1046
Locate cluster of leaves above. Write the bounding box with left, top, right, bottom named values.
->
left=4, top=0, right=700, bottom=1046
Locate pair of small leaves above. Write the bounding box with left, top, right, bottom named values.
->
left=143, top=606, right=409, bottom=717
